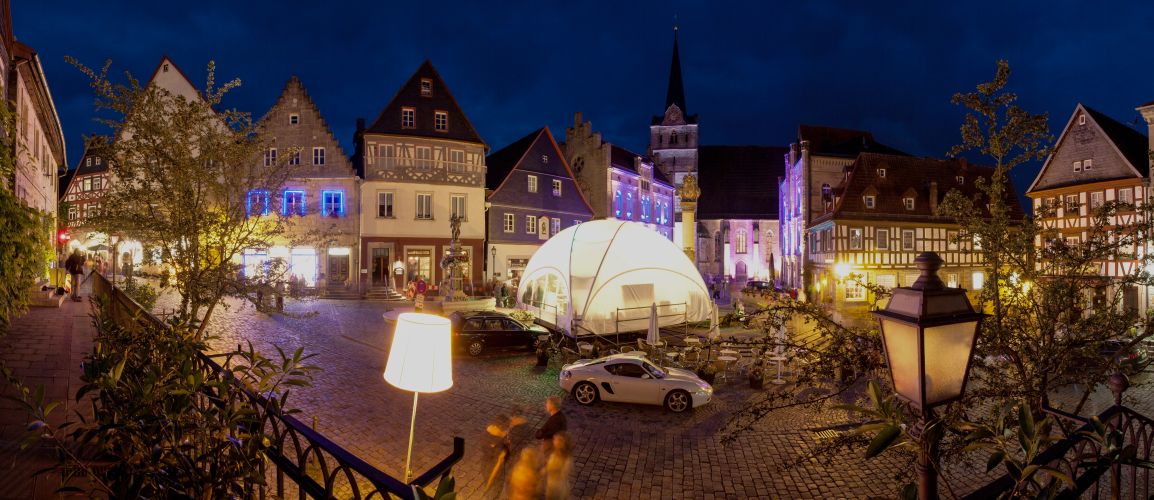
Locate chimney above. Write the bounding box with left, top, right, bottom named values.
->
left=930, top=181, right=939, bottom=214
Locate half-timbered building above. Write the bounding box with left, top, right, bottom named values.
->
left=1027, top=104, right=1150, bottom=313
left=807, top=153, right=1020, bottom=326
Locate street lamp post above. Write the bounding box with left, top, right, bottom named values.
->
left=490, top=246, right=497, bottom=280
left=872, top=252, right=984, bottom=500
left=384, top=313, right=454, bottom=482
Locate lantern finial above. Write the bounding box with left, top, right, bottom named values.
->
left=912, top=252, right=945, bottom=291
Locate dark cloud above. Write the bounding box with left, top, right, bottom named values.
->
left=14, top=0, right=1154, bottom=206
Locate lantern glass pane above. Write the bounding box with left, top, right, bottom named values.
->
left=881, top=319, right=922, bottom=405
left=923, top=321, right=978, bottom=406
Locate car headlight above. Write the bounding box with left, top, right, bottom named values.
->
left=562, top=370, right=571, bottom=380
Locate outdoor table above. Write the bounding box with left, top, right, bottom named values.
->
left=717, top=355, right=738, bottom=383
left=665, top=351, right=680, bottom=364
left=684, top=337, right=701, bottom=345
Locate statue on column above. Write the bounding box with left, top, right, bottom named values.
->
left=442, top=215, right=468, bottom=301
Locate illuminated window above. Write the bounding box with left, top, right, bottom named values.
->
left=903, top=197, right=914, bottom=210
left=1090, top=192, right=1103, bottom=209
left=972, top=272, right=984, bottom=290
left=615, top=191, right=623, bottom=217
left=503, top=213, right=514, bottom=233
left=526, top=215, right=536, bottom=234
left=552, top=179, right=562, bottom=197
left=947, top=231, right=958, bottom=250
left=283, top=190, right=305, bottom=216
left=246, top=190, right=269, bottom=216
left=451, top=194, right=467, bottom=220
left=551, top=218, right=560, bottom=235
left=849, top=228, right=862, bottom=250
left=527, top=175, right=538, bottom=193
left=845, top=280, right=865, bottom=301
left=321, top=190, right=344, bottom=217
left=1119, top=188, right=1134, bottom=206
left=626, top=192, right=633, bottom=218
left=434, top=111, right=448, bottom=131
left=420, top=78, right=433, bottom=97
left=864, top=195, right=876, bottom=209
left=947, top=273, right=959, bottom=288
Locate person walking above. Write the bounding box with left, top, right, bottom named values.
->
left=507, top=447, right=542, bottom=500
left=64, top=249, right=86, bottom=302
left=535, top=396, right=567, bottom=443
left=544, top=433, right=573, bottom=500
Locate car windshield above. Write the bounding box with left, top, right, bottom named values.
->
left=641, top=361, right=665, bottom=379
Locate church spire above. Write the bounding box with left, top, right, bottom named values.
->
left=665, top=26, right=686, bottom=115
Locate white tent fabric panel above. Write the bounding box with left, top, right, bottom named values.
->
left=517, top=220, right=712, bottom=337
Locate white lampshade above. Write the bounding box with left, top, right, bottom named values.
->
left=384, top=313, right=453, bottom=393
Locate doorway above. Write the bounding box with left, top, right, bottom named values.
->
left=371, top=247, right=391, bottom=287
left=328, top=253, right=350, bottom=285
left=406, top=248, right=433, bottom=285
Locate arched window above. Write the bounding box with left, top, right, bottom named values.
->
left=670, top=131, right=678, bottom=145
left=614, top=190, right=623, bottom=217
left=626, top=192, right=634, bottom=218
left=736, top=229, right=748, bottom=254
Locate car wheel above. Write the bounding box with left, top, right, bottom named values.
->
left=572, top=382, right=599, bottom=406
left=467, top=340, right=484, bottom=357
left=664, top=390, right=691, bottom=413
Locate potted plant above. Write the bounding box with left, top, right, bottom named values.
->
left=696, top=359, right=717, bottom=384
left=534, top=338, right=550, bottom=367
left=748, top=359, right=765, bottom=389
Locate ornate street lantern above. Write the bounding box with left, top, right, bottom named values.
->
left=871, top=251, right=984, bottom=500
left=873, top=252, right=983, bottom=412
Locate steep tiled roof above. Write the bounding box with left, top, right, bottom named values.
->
left=697, top=145, right=788, bottom=220
left=609, top=145, right=672, bottom=185
left=1084, top=106, right=1149, bottom=176
left=485, top=128, right=543, bottom=190
left=798, top=125, right=908, bottom=158
left=365, top=60, right=485, bottom=148
left=822, top=153, right=1024, bottom=222
left=60, top=147, right=110, bottom=199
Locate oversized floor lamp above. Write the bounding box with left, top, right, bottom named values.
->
left=384, top=313, right=454, bottom=482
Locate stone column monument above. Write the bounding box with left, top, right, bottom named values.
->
left=677, top=174, right=701, bottom=262
left=441, top=215, right=468, bottom=301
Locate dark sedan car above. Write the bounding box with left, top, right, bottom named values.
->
left=1101, top=340, right=1150, bottom=374
left=448, top=311, right=548, bottom=356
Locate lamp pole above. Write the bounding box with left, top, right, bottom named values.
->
left=490, top=246, right=497, bottom=280
left=872, top=252, right=984, bottom=500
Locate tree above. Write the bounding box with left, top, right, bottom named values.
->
left=70, top=58, right=300, bottom=336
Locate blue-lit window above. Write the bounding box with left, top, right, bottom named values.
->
left=246, top=190, right=269, bottom=216
left=614, top=191, right=622, bottom=217
left=626, top=192, right=633, bottom=219
left=641, top=195, right=651, bottom=222
left=321, top=190, right=344, bottom=217
left=283, top=190, right=305, bottom=216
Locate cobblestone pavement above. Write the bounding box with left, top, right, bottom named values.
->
left=161, top=295, right=1150, bottom=499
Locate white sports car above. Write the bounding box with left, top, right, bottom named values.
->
left=559, top=354, right=713, bottom=413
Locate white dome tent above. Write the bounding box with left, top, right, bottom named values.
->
left=517, top=220, right=715, bottom=338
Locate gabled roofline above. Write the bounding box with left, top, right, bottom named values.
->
left=146, top=55, right=199, bottom=94
left=487, top=127, right=595, bottom=215
left=1027, top=103, right=1146, bottom=193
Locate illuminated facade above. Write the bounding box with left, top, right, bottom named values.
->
left=248, top=76, right=360, bottom=289
left=355, top=61, right=488, bottom=291
left=807, top=153, right=1016, bottom=326
left=1027, top=103, right=1151, bottom=314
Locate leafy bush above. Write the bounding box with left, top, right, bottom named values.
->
left=509, top=309, right=535, bottom=324
left=19, top=298, right=317, bottom=497
left=122, top=278, right=158, bottom=311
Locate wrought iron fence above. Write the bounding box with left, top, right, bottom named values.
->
left=90, top=272, right=462, bottom=499
left=963, top=378, right=1154, bottom=500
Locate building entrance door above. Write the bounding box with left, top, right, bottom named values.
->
left=371, top=247, right=391, bottom=287
left=328, top=254, right=349, bottom=285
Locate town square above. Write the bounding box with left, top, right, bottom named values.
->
left=2, top=1, right=1154, bottom=499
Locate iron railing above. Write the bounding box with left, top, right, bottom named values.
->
left=90, top=272, right=462, bottom=499
left=963, top=378, right=1154, bottom=500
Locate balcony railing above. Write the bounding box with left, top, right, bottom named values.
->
left=363, top=157, right=485, bottom=185
left=90, top=272, right=463, bottom=499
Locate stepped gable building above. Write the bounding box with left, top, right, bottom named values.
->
left=779, top=125, right=907, bottom=296
left=485, top=127, right=593, bottom=282
left=807, top=153, right=1022, bottom=326
left=564, top=113, right=676, bottom=240
left=1027, top=104, right=1150, bottom=313
left=355, top=60, right=488, bottom=291
left=246, top=76, right=360, bottom=291
left=695, top=146, right=788, bottom=284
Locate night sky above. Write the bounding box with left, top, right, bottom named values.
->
left=15, top=1, right=1154, bottom=204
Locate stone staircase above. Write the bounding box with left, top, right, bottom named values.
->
left=320, top=285, right=362, bottom=300
left=28, top=280, right=66, bottom=307
left=365, top=287, right=405, bottom=301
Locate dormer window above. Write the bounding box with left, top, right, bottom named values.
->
left=1083, top=158, right=1093, bottom=170
left=163, top=64, right=170, bottom=72
left=864, top=195, right=876, bottom=209
left=95, top=157, right=101, bottom=165
left=903, top=197, right=915, bottom=210
left=289, top=114, right=299, bottom=125
left=1073, top=160, right=1082, bottom=172
left=420, top=78, right=433, bottom=97
left=877, top=168, right=886, bottom=178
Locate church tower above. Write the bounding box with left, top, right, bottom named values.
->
left=649, top=26, right=699, bottom=210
